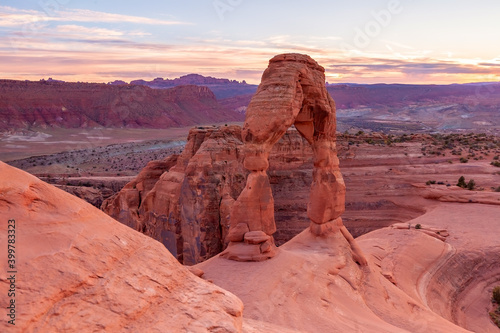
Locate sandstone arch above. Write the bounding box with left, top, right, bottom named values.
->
left=221, top=53, right=367, bottom=264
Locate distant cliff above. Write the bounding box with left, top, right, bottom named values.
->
left=129, top=74, right=258, bottom=99
left=0, top=79, right=244, bottom=131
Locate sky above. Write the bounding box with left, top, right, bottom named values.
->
left=1, top=0, right=500, bottom=84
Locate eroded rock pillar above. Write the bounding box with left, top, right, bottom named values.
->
left=221, top=148, right=277, bottom=261
left=308, top=139, right=346, bottom=234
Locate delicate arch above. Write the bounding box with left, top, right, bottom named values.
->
left=221, top=54, right=366, bottom=265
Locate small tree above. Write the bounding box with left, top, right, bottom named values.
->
left=457, top=176, right=467, bottom=188
left=467, top=179, right=476, bottom=191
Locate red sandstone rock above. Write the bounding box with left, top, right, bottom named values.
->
left=0, top=162, right=243, bottom=332
left=0, top=80, right=243, bottom=130
left=220, top=190, right=237, bottom=245
left=102, top=155, right=178, bottom=231
left=227, top=223, right=250, bottom=242
left=198, top=223, right=477, bottom=332
left=220, top=242, right=276, bottom=262
left=224, top=53, right=366, bottom=264
left=104, top=125, right=248, bottom=265
left=244, top=231, right=271, bottom=244
left=230, top=171, right=276, bottom=235
left=187, top=266, right=205, bottom=278
left=103, top=126, right=318, bottom=264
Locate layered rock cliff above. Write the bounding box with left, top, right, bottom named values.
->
left=102, top=125, right=314, bottom=265
left=0, top=79, right=243, bottom=130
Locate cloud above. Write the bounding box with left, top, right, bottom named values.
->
left=0, top=12, right=498, bottom=86
left=329, top=59, right=500, bottom=76
left=0, top=6, right=191, bottom=27
left=56, top=25, right=124, bottom=38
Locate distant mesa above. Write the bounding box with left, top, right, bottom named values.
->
left=128, top=74, right=258, bottom=99
left=108, top=79, right=127, bottom=85
left=130, top=73, right=247, bottom=87
left=0, top=79, right=244, bottom=131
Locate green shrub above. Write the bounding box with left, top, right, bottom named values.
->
left=493, top=286, right=500, bottom=304
left=491, top=286, right=500, bottom=328
left=491, top=161, right=500, bottom=167
left=467, top=179, right=476, bottom=191
left=460, top=157, right=469, bottom=163
left=457, top=176, right=467, bottom=188
left=415, top=224, right=422, bottom=229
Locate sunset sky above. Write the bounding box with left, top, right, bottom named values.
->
left=1, top=0, right=500, bottom=84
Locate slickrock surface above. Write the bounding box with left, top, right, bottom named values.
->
left=197, top=227, right=467, bottom=332
left=0, top=161, right=243, bottom=332
left=198, top=194, right=500, bottom=332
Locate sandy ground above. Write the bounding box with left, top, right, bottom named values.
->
left=0, top=123, right=243, bottom=162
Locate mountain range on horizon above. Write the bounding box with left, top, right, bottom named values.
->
left=41, top=73, right=500, bottom=91
left=1, top=75, right=499, bottom=134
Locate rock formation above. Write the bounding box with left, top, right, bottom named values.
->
left=0, top=161, right=243, bottom=332
left=102, top=125, right=315, bottom=265
left=0, top=79, right=243, bottom=130
left=221, top=53, right=367, bottom=264
left=104, top=125, right=248, bottom=265
left=101, top=155, right=179, bottom=230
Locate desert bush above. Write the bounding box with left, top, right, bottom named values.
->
left=494, top=286, right=500, bottom=304
left=491, top=161, right=500, bottom=168
left=495, top=187, right=500, bottom=193
left=490, top=311, right=500, bottom=328
left=457, top=176, right=467, bottom=188
left=460, top=157, right=468, bottom=163
left=426, top=180, right=436, bottom=185
left=415, top=224, right=422, bottom=229
left=467, top=179, right=475, bottom=191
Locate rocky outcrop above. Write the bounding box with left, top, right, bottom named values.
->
left=101, top=155, right=179, bottom=230
left=103, top=125, right=315, bottom=265
left=103, top=125, right=248, bottom=265
left=130, top=74, right=258, bottom=99
left=221, top=53, right=367, bottom=264
left=55, top=184, right=105, bottom=207
left=0, top=79, right=243, bottom=130
left=0, top=161, right=243, bottom=332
